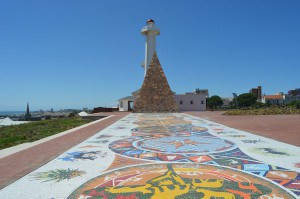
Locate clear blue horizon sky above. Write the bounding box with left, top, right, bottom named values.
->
left=1, top=0, right=299, bottom=111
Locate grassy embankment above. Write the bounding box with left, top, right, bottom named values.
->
left=0, top=117, right=91, bottom=150
left=224, top=107, right=300, bottom=115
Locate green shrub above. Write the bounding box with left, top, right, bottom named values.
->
left=224, top=106, right=300, bottom=115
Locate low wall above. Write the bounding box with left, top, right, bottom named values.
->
left=80, top=115, right=107, bottom=121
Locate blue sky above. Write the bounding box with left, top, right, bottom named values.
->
left=1, top=0, right=299, bottom=111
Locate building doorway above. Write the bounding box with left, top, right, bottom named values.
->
left=128, top=101, right=133, bottom=111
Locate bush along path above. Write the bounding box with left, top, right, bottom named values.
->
left=224, top=106, right=300, bottom=115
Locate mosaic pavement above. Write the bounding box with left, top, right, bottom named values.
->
left=0, top=113, right=299, bottom=198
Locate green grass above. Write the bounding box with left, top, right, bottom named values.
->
left=0, top=117, right=91, bottom=150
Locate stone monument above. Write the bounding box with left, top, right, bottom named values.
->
left=133, top=51, right=178, bottom=113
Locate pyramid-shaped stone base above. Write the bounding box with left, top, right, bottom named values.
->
left=133, top=52, right=178, bottom=113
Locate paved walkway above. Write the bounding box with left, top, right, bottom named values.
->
left=186, top=111, right=300, bottom=147
left=0, top=113, right=299, bottom=198
left=0, top=112, right=129, bottom=189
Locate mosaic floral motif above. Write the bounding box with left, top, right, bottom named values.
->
left=215, top=131, right=236, bottom=134
left=107, top=114, right=300, bottom=196
left=97, top=134, right=113, bottom=139
left=216, top=148, right=256, bottom=160
left=116, top=126, right=126, bottom=129
left=134, top=134, right=236, bottom=154
left=225, top=135, right=247, bottom=138
left=294, top=162, right=300, bottom=168
left=132, top=115, right=207, bottom=135
left=249, top=147, right=294, bottom=157
left=88, top=140, right=110, bottom=144
left=95, top=139, right=110, bottom=143
left=104, top=154, right=148, bottom=172
left=2, top=113, right=299, bottom=198
left=68, top=163, right=295, bottom=199
left=119, top=135, right=130, bottom=138
left=79, top=145, right=101, bottom=148
left=31, top=168, right=86, bottom=182
left=241, top=139, right=263, bottom=144
left=110, top=138, right=236, bottom=162
left=109, top=115, right=237, bottom=161
left=59, top=150, right=107, bottom=162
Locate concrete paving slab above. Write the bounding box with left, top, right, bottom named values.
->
left=0, top=113, right=299, bottom=198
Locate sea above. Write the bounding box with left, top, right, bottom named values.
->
left=0, top=111, right=25, bottom=116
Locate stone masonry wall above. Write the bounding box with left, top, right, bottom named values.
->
left=133, top=52, right=178, bottom=113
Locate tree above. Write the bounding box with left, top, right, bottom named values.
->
left=207, top=95, right=223, bottom=110
left=237, top=93, right=257, bottom=108
left=229, top=98, right=239, bottom=109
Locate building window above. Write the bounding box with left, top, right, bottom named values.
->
left=201, top=101, right=204, bottom=104
left=180, top=100, right=183, bottom=105
left=120, top=101, right=123, bottom=108
left=190, top=100, right=193, bottom=105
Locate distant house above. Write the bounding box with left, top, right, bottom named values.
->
left=288, top=88, right=300, bottom=96
left=175, top=92, right=206, bottom=111
left=221, top=98, right=232, bottom=108
left=249, top=86, right=262, bottom=102
left=285, top=88, right=300, bottom=103
left=118, top=96, right=134, bottom=112
left=92, top=107, right=119, bottom=113
left=119, top=89, right=208, bottom=112
left=41, top=112, right=68, bottom=120
left=262, top=94, right=285, bottom=105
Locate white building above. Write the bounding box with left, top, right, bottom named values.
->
left=262, top=94, right=285, bottom=104
left=175, top=92, right=206, bottom=111
left=118, top=96, right=134, bottom=111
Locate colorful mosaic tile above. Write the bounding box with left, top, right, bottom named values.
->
left=0, top=113, right=299, bottom=198
left=68, top=163, right=295, bottom=199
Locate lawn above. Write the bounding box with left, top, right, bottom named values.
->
left=0, top=117, right=91, bottom=150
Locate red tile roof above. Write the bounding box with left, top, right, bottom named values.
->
left=264, top=95, right=284, bottom=100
